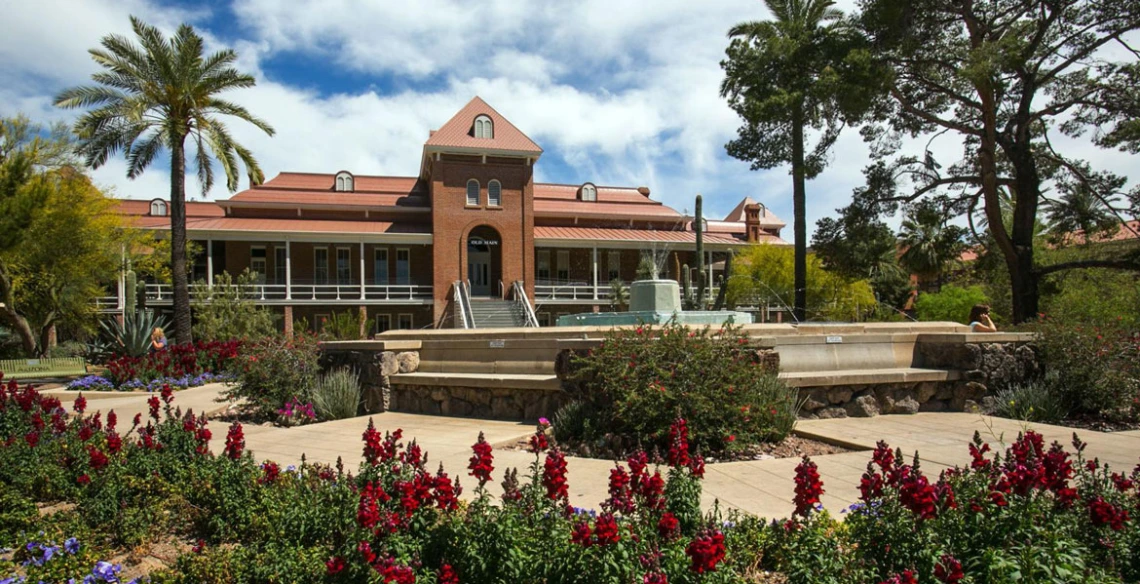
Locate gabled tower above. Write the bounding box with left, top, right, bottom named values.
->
left=420, top=97, right=543, bottom=325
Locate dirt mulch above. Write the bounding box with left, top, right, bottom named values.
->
left=1056, top=414, right=1140, bottom=433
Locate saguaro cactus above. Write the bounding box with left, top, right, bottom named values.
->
left=713, top=251, right=733, bottom=311
left=681, top=263, right=693, bottom=309
left=124, top=269, right=137, bottom=315
left=695, top=194, right=705, bottom=308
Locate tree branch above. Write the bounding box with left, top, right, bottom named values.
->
left=1036, top=258, right=1140, bottom=276
left=889, top=87, right=984, bottom=136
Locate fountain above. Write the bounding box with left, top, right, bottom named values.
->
left=557, top=194, right=752, bottom=327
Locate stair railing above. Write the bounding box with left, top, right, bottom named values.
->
left=513, top=280, right=540, bottom=327
left=453, top=280, right=474, bottom=329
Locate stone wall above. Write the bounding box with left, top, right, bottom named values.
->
left=798, top=340, right=1040, bottom=419
left=389, top=385, right=565, bottom=420
left=320, top=348, right=421, bottom=414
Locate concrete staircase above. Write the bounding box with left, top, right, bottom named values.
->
left=468, top=299, right=528, bottom=328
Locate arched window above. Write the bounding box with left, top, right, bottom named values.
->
left=488, top=180, right=502, bottom=206
left=466, top=179, right=480, bottom=206
left=580, top=183, right=597, bottom=202
left=335, top=171, right=354, bottom=192
left=474, top=115, right=493, bottom=139
left=150, top=199, right=167, bottom=216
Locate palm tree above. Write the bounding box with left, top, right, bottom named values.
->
left=55, top=16, right=274, bottom=344
left=721, top=0, right=871, bottom=322
left=898, top=203, right=965, bottom=292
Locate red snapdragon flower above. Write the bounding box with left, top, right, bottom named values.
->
left=793, top=456, right=824, bottom=516
left=593, top=512, right=621, bottom=545
left=147, top=396, right=161, bottom=421
left=643, top=572, right=668, bottom=584
left=666, top=418, right=690, bottom=468
left=934, top=554, right=964, bottom=583
left=24, top=430, right=40, bottom=448
left=1088, top=497, right=1130, bottom=531
left=570, top=520, right=592, bottom=547
left=880, top=571, right=918, bottom=584
left=87, top=446, right=109, bottom=471
left=686, top=530, right=726, bottom=574
left=224, top=422, right=245, bottom=460
left=106, top=431, right=122, bottom=455
left=640, top=471, right=666, bottom=511
left=605, top=464, right=635, bottom=514
left=325, top=556, right=345, bottom=575
left=106, top=410, right=117, bottom=432
left=899, top=472, right=939, bottom=520
left=543, top=447, right=569, bottom=502
left=160, top=383, right=174, bottom=405
left=438, top=564, right=459, bottom=584
left=434, top=464, right=462, bottom=511
left=259, top=461, right=280, bottom=484
left=73, top=394, right=87, bottom=414
left=468, top=432, right=494, bottom=485
left=362, top=418, right=384, bottom=464
left=76, top=474, right=91, bottom=486
left=860, top=463, right=885, bottom=502
left=657, top=512, right=680, bottom=540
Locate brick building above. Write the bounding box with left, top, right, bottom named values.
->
left=114, top=97, right=788, bottom=332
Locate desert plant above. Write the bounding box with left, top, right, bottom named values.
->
left=1033, top=316, right=1140, bottom=420
left=914, top=285, right=989, bottom=324
left=569, top=322, right=799, bottom=454
left=99, top=310, right=169, bottom=358
left=321, top=310, right=373, bottom=341
left=608, top=279, right=629, bottom=312
left=192, top=270, right=276, bottom=342
left=989, top=373, right=1069, bottom=423
left=312, top=367, right=362, bottom=421
left=223, top=334, right=321, bottom=419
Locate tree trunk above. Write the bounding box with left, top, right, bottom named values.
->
left=791, top=103, right=807, bottom=323
left=1005, top=145, right=1043, bottom=324
left=169, top=135, right=193, bottom=345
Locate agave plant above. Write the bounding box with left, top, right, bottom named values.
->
left=100, top=310, right=170, bottom=358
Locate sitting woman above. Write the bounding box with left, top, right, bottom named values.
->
left=150, top=326, right=168, bottom=353
left=968, top=304, right=997, bottom=333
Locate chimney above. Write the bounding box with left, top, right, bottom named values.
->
left=744, top=203, right=762, bottom=243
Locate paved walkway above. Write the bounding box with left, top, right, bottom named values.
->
left=54, top=386, right=1140, bottom=520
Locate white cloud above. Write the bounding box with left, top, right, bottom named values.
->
left=1, top=0, right=1135, bottom=247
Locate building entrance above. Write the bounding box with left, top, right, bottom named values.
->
left=466, top=226, right=501, bottom=297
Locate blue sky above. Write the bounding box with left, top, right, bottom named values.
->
left=2, top=0, right=1136, bottom=238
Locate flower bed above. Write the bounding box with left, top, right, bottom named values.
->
left=2, top=373, right=1138, bottom=583
left=65, top=340, right=240, bottom=392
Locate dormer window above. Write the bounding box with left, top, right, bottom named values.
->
left=473, top=115, right=493, bottom=139
left=580, top=183, right=597, bottom=202
left=149, top=199, right=167, bottom=216
left=467, top=179, right=480, bottom=206
left=335, top=171, right=354, bottom=192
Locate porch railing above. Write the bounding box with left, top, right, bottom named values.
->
left=143, top=282, right=432, bottom=302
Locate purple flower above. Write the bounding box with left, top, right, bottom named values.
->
left=91, top=561, right=121, bottom=581
left=64, top=538, right=80, bottom=555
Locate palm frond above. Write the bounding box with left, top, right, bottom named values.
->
left=205, top=98, right=275, bottom=136
left=54, top=85, right=128, bottom=109
left=126, top=132, right=164, bottom=179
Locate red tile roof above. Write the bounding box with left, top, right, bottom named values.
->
left=227, top=190, right=429, bottom=208
left=424, top=96, right=542, bottom=154
left=125, top=215, right=429, bottom=237
left=258, top=172, right=424, bottom=193
left=1066, top=220, right=1140, bottom=244
left=723, top=196, right=786, bottom=228
left=534, top=226, right=784, bottom=246
left=533, top=183, right=680, bottom=218
left=114, top=199, right=225, bottom=217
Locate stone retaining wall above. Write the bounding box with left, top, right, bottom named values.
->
left=320, top=348, right=421, bottom=414
left=389, top=386, right=565, bottom=420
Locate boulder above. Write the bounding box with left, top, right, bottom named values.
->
left=396, top=352, right=420, bottom=373
left=817, top=407, right=848, bottom=419
left=887, top=396, right=920, bottom=415
left=845, top=395, right=880, bottom=418
left=379, top=352, right=400, bottom=376
left=915, top=382, right=939, bottom=403
left=827, top=387, right=854, bottom=405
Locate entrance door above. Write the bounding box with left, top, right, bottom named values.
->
left=468, top=245, right=491, bottom=296
left=466, top=226, right=501, bottom=297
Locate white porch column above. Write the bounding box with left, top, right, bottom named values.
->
left=285, top=240, right=292, bottom=300
left=359, top=241, right=366, bottom=299
left=591, top=247, right=598, bottom=300
left=206, top=239, right=214, bottom=286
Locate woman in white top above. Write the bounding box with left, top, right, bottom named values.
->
left=968, top=304, right=997, bottom=332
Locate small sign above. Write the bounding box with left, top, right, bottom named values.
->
left=489, top=340, right=505, bottom=348
left=825, top=336, right=843, bottom=344
left=26, top=359, right=40, bottom=365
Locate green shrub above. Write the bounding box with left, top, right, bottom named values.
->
left=222, top=333, right=321, bottom=419
left=1032, top=316, right=1140, bottom=420
left=320, top=310, right=373, bottom=340
left=989, top=373, right=1069, bottom=423
left=50, top=340, right=88, bottom=359
left=915, top=284, right=990, bottom=323
left=312, top=367, right=362, bottom=420
left=568, top=322, right=799, bottom=454
left=192, top=270, right=277, bottom=342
